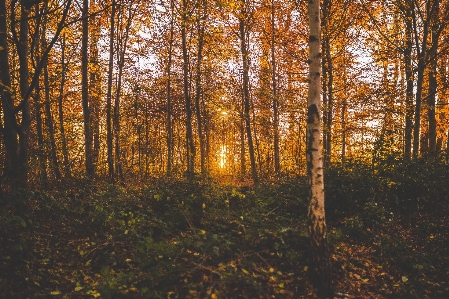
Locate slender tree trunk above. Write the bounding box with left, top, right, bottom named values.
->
left=58, top=33, right=70, bottom=178
left=307, top=0, right=332, bottom=297
left=271, top=0, right=280, bottom=175
left=106, top=0, right=116, bottom=181
left=82, top=0, right=94, bottom=176
left=0, top=0, right=19, bottom=187
left=114, top=2, right=135, bottom=180
left=195, top=13, right=206, bottom=175
left=0, top=0, right=19, bottom=190
left=17, top=4, right=31, bottom=188
left=322, top=0, right=333, bottom=168
left=239, top=2, right=258, bottom=184
left=412, top=1, right=429, bottom=159
left=32, top=5, right=48, bottom=187
left=341, top=97, right=347, bottom=165
left=181, top=0, right=195, bottom=177
left=428, top=0, right=439, bottom=157
left=34, top=83, right=48, bottom=187
left=166, top=0, right=174, bottom=176
left=43, top=38, right=61, bottom=180
left=89, top=0, right=101, bottom=171
left=404, top=4, right=414, bottom=160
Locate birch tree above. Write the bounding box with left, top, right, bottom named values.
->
left=307, top=0, right=332, bottom=297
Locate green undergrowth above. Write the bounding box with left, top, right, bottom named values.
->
left=1, top=159, right=448, bottom=298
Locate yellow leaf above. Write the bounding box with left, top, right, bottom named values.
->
left=74, top=286, right=83, bottom=292
left=402, top=276, right=408, bottom=283
left=242, top=268, right=249, bottom=275
left=50, top=291, right=61, bottom=295
left=211, top=294, right=217, bottom=299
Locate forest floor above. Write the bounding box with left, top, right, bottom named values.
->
left=1, top=170, right=449, bottom=298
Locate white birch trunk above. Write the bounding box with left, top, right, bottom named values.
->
left=307, top=0, right=332, bottom=297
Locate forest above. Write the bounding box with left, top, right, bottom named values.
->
left=1, top=0, right=449, bottom=298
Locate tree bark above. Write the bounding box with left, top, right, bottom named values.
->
left=106, top=0, right=116, bottom=181
left=412, top=0, right=430, bottom=159
left=82, top=0, right=94, bottom=176
left=34, top=82, right=48, bottom=187
left=58, top=32, right=70, bottom=178
left=428, top=0, right=440, bottom=157
left=195, top=4, right=206, bottom=175
left=404, top=3, right=414, bottom=161
left=166, top=0, right=174, bottom=176
left=239, top=0, right=258, bottom=184
left=322, top=0, right=333, bottom=168
left=89, top=0, right=101, bottom=171
left=16, top=4, right=31, bottom=188
left=0, top=0, right=20, bottom=189
left=307, top=0, right=332, bottom=297
left=271, top=0, right=280, bottom=175
left=114, top=1, right=135, bottom=180
left=181, top=0, right=195, bottom=177
left=43, top=36, right=61, bottom=180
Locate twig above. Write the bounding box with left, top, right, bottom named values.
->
left=256, top=252, right=272, bottom=268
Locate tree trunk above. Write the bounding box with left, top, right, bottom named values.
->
left=181, top=0, right=195, bottom=177
left=412, top=1, right=429, bottom=159
left=239, top=1, right=258, bottom=184
left=106, top=0, right=116, bottom=181
left=114, top=1, right=135, bottom=181
left=89, top=0, right=101, bottom=171
left=82, top=0, right=94, bottom=176
left=322, top=0, right=333, bottom=168
left=271, top=0, right=280, bottom=175
left=58, top=32, right=70, bottom=178
left=166, top=0, right=174, bottom=176
left=427, top=0, right=439, bottom=157
left=195, top=7, right=206, bottom=175
left=32, top=4, right=48, bottom=187
left=43, top=36, right=61, bottom=180
left=404, top=4, right=414, bottom=161
left=17, top=4, right=31, bottom=188
left=307, top=0, right=332, bottom=297
left=240, top=115, right=246, bottom=177
left=34, top=82, right=48, bottom=187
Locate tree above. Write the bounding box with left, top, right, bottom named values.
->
left=180, top=0, right=195, bottom=177
left=0, top=0, right=71, bottom=191
left=238, top=0, right=258, bottom=184
left=106, top=0, right=116, bottom=181
left=81, top=0, right=94, bottom=176
left=306, top=0, right=332, bottom=297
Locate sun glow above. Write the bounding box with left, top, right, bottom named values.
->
left=219, top=145, right=227, bottom=168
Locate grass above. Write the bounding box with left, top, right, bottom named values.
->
left=1, top=161, right=449, bottom=298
